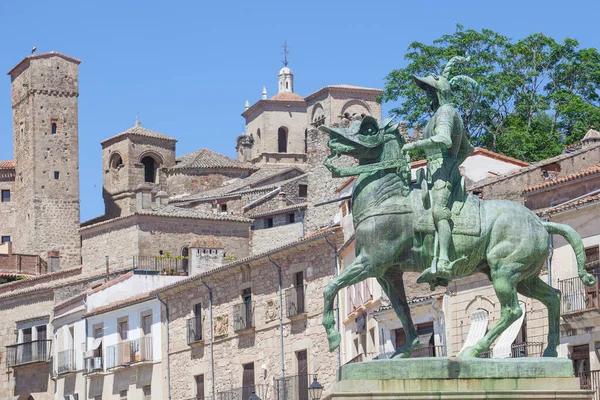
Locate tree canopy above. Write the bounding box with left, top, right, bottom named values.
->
left=380, top=25, right=600, bottom=162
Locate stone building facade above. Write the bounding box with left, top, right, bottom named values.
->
left=6, top=52, right=82, bottom=267
left=157, top=229, right=342, bottom=400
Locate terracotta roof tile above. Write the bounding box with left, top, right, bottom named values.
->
left=170, top=149, right=255, bottom=171
left=270, top=92, right=305, bottom=102
left=0, top=160, right=14, bottom=169
left=101, top=123, right=177, bottom=145
left=470, top=148, right=530, bottom=167
left=79, top=205, right=252, bottom=231
left=544, top=192, right=600, bottom=215
left=523, top=164, right=600, bottom=194
left=88, top=271, right=133, bottom=294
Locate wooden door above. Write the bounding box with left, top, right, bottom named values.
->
left=242, top=363, right=255, bottom=400
left=297, top=350, right=308, bottom=400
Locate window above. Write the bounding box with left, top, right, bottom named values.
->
left=193, top=303, right=202, bottom=342
left=585, top=246, right=599, bottom=271
left=1, top=236, right=10, bottom=244
left=118, top=320, right=128, bottom=342
left=266, top=218, right=273, bottom=228
left=109, top=153, right=123, bottom=169
left=195, top=374, right=205, bottom=399
left=288, top=213, right=295, bottom=224
left=220, top=203, right=228, bottom=213
left=278, top=127, right=288, bottom=153
left=54, top=171, right=60, bottom=180
left=142, top=386, right=151, bottom=400
left=299, top=184, right=308, bottom=198
left=119, top=390, right=127, bottom=400
left=141, top=156, right=157, bottom=183
left=51, top=122, right=57, bottom=135
left=1, top=190, right=10, bottom=202
left=142, top=314, right=152, bottom=337
left=182, top=247, right=189, bottom=273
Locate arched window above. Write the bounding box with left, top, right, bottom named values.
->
left=51, top=122, right=57, bottom=135
left=109, top=153, right=123, bottom=169
left=278, top=127, right=288, bottom=153
left=257, top=129, right=261, bottom=138
left=141, top=156, right=157, bottom=183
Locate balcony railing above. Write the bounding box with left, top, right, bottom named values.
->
left=56, top=349, right=76, bottom=374
left=577, top=370, right=600, bottom=400
left=285, top=285, right=306, bottom=318
left=6, top=340, right=52, bottom=367
left=218, top=384, right=268, bottom=400
left=84, top=348, right=103, bottom=374
left=132, top=256, right=188, bottom=275
left=105, top=337, right=152, bottom=369
left=559, top=268, right=600, bottom=314
left=410, top=345, right=445, bottom=358
left=187, top=316, right=203, bottom=344
left=477, top=342, right=544, bottom=359
left=233, top=302, right=254, bottom=332
left=274, top=373, right=317, bottom=400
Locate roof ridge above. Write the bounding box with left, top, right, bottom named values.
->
left=523, top=164, right=600, bottom=194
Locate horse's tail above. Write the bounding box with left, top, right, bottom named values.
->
left=543, top=221, right=596, bottom=286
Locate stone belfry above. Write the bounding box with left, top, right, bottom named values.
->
left=8, top=51, right=81, bottom=268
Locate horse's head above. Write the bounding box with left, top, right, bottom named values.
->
left=319, top=116, right=400, bottom=163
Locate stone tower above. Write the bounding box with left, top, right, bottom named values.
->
left=101, top=121, right=176, bottom=219
left=8, top=52, right=81, bottom=267
left=278, top=66, right=294, bottom=93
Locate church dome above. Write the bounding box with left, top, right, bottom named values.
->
left=270, top=92, right=305, bottom=101
left=279, top=66, right=292, bottom=75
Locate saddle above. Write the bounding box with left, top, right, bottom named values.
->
left=413, top=187, right=481, bottom=237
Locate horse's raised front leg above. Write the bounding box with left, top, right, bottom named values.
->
left=322, top=254, right=382, bottom=352
left=378, top=268, right=419, bottom=358
left=458, top=269, right=523, bottom=358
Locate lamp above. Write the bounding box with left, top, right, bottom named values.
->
left=247, top=390, right=261, bottom=400
left=308, top=376, right=324, bottom=400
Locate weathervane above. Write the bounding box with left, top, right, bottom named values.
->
left=282, top=40, right=290, bottom=67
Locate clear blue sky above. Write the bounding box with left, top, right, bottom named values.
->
left=1, top=0, right=599, bottom=221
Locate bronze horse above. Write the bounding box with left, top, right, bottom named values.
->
left=319, top=117, right=594, bottom=358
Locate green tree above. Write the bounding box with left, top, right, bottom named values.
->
left=381, top=25, right=600, bottom=161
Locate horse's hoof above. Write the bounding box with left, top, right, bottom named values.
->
left=542, top=348, right=558, bottom=357
left=328, top=330, right=341, bottom=352
left=457, top=346, right=480, bottom=358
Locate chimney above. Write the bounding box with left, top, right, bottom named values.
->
left=7, top=241, right=12, bottom=256
left=135, top=187, right=153, bottom=211
left=277, top=192, right=287, bottom=208
left=47, top=249, right=60, bottom=272
left=155, top=191, right=169, bottom=207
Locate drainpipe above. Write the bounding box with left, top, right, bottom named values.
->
left=157, top=294, right=171, bottom=400
left=200, top=276, right=215, bottom=400
left=323, top=236, right=341, bottom=380
left=297, top=207, right=305, bottom=238
left=542, top=215, right=554, bottom=287
left=267, top=256, right=285, bottom=400
left=84, top=311, right=88, bottom=399
left=430, top=297, right=447, bottom=357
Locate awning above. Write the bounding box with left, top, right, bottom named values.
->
left=492, top=301, right=526, bottom=358
left=92, top=338, right=102, bottom=350
left=460, top=309, right=489, bottom=352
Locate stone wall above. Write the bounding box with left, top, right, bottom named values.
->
left=162, top=236, right=339, bottom=400
left=472, top=144, right=600, bottom=202
left=81, top=215, right=250, bottom=270
left=304, top=128, right=355, bottom=233
left=251, top=221, right=304, bottom=254
left=166, top=168, right=252, bottom=198
left=10, top=53, right=81, bottom=268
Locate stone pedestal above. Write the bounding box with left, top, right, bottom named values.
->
left=326, top=358, right=594, bottom=400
